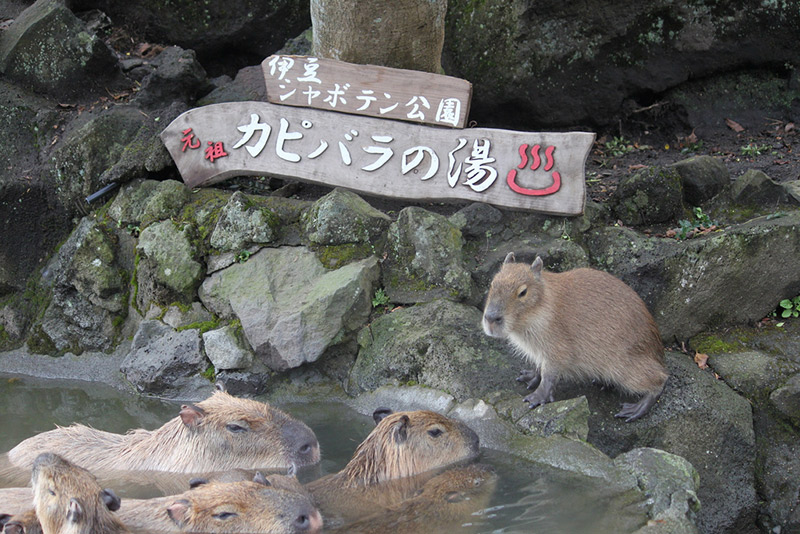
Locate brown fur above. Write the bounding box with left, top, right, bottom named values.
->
left=9, top=390, right=320, bottom=472
left=0, top=487, right=35, bottom=517
left=338, top=463, right=497, bottom=534
left=117, top=477, right=321, bottom=533
left=306, top=410, right=480, bottom=528
left=1, top=508, right=42, bottom=534
left=30, top=453, right=128, bottom=534
left=483, top=253, right=668, bottom=421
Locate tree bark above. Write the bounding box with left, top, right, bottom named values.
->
left=310, top=0, right=446, bottom=74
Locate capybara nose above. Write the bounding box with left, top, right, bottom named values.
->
left=295, top=507, right=323, bottom=533
left=282, top=421, right=320, bottom=466
left=483, top=310, right=502, bottom=325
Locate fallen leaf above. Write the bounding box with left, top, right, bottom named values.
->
left=725, top=118, right=745, bottom=132
left=629, top=164, right=648, bottom=171
left=694, top=352, right=709, bottom=370
left=785, top=122, right=795, bottom=133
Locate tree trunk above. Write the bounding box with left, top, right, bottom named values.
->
left=310, top=0, right=446, bottom=74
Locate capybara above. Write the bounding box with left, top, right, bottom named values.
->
left=0, top=487, right=36, bottom=517
left=338, top=463, right=498, bottom=533
left=306, top=408, right=480, bottom=527
left=9, top=386, right=320, bottom=472
left=118, top=473, right=322, bottom=533
left=31, top=452, right=128, bottom=534
left=1, top=509, right=41, bottom=534
left=483, top=253, right=668, bottom=421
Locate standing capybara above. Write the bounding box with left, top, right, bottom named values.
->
left=306, top=408, right=480, bottom=527
left=9, top=385, right=320, bottom=472
left=338, top=463, right=498, bottom=534
left=483, top=253, right=668, bottom=421
left=31, top=452, right=128, bottom=534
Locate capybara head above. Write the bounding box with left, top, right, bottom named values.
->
left=1, top=509, right=42, bottom=534
left=343, top=409, right=480, bottom=485
left=31, top=452, right=126, bottom=534
left=483, top=252, right=545, bottom=339
left=166, top=477, right=322, bottom=534
left=179, top=387, right=320, bottom=469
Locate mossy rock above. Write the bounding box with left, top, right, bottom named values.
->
left=613, top=166, right=685, bottom=226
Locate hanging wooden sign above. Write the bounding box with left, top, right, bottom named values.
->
left=161, top=101, right=594, bottom=215
left=262, top=55, right=473, bottom=128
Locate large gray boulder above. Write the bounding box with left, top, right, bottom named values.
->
left=349, top=299, right=517, bottom=400
left=209, top=191, right=279, bottom=253
left=383, top=207, right=477, bottom=304
left=670, top=155, right=730, bottom=205
left=612, top=166, right=685, bottom=226
left=0, top=0, right=120, bottom=98
left=199, top=247, right=379, bottom=371
left=31, top=218, right=126, bottom=354
left=108, top=179, right=191, bottom=227
left=587, top=212, right=800, bottom=341
left=444, top=1, right=800, bottom=128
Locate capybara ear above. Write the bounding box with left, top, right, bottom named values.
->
left=286, top=463, right=297, bottom=477
left=391, top=414, right=410, bottom=444
left=372, top=407, right=393, bottom=424
left=188, top=477, right=209, bottom=489
left=167, top=499, right=191, bottom=527
left=253, top=472, right=271, bottom=486
left=179, top=404, right=206, bottom=427
left=504, top=252, right=516, bottom=264
left=101, top=488, right=121, bottom=511
left=215, top=381, right=227, bottom=393
left=4, top=522, right=24, bottom=534
left=0, top=514, right=11, bottom=526
left=531, top=256, right=543, bottom=278
left=66, top=498, right=84, bottom=524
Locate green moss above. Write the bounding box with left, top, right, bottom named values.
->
left=315, top=243, right=373, bottom=269
left=27, top=324, right=58, bottom=355
left=200, top=365, right=217, bottom=382
left=176, top=319, right=220, bottom=334
left=692, top=328, right=761, bottom=355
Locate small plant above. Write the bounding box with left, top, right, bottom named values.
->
left=604, top=136, right=636, bottom=158
left=740, top=142, right=771, bottom=157
left=126, top=224, right=141, bottom=238
left=372, top=288, right=390, bottom=308
left=671, top=207, right=719, bottom=240
left=235, top=250, right=252, bottom=263
left=776, top=296, right=800, bottom=320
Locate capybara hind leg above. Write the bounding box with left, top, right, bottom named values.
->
left=516, top=368, right=541, bottom=390
left=522, top=373, right=556, bottom=408
left=615, top=392, right=660, bottom=422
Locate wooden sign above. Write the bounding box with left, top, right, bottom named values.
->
left=262, top=55, right=472, bottom=128
left=160, top=101, right=594, bottom=215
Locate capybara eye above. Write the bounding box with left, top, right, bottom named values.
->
left=299, top=443, right=312, bottom=454
left=518, top=286, right=528, bottom=298
left=48, top=487, right=56, bottom=496
left=225, top=423, right=248, bottom=433
left=213, top=511, right=238, bottom=520
left=427, top=428, right=443, bottom=438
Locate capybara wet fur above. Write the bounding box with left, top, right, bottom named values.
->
left=9, top=387, right=320, bottom=472
left=483, top=253, right=668, bottom=421
left=31, top=452, right=127, bottom=534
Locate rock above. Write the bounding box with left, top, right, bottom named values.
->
left=160, top=302, right=213, bottom=330
left=707, top=351, right=800, bottom=402
left=769, top=373, right=800, bottom=424
left=32, top=218, right=126, bottom=354
left=444, top=1, right=800, bottom=128
left=50, top=107, right=177, bottom=213
left=754, top=410, right=800, bottom=532
left=0, top=0, right=120, bottom=98
left=209, top=191, right=279, bottom=252
left=135, top=220, right=204, bottom=309
left=612, top=166, right=685, bottom=226
left=615, top=448, right=700, bottom=534
left=730, top=169, right=789, bottom=206
left=348, top=299, right=518, bottom=400
left=120, top=320, right=208, bottom=395
left=383, top=207, right=477, bottom=304
left=584, top=352, right=757, bottom=534
left=448, top=202, right=503, bottom=238
left=108, top=179, right=191, bottom=227
left=303, top=188, right=391, bottom=246
left=202, top=325, right=253, bottom=370
left=670, top=155, right=729, bottom=205
left=199, top=247, right=379, bottom=371
left=132, top=46, right=208, bottom=109
left=587, top=212, right=800, bottom=341
left=197, top=65, right=267, bottom=105
left=514, top=396, right=590, bottom=441
left=70, top=0, right=310, bottom=68
left=784, top=180, right=800, bottom=204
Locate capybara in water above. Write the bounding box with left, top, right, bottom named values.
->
left=118, top=473, right=322, bottom=533
left=1, top=509, right=42, bottom=534
left=0, top=487, right=36, bottom=517
left=483, top=253, right=668, bottom=421
left=339, top=463, right=498, bottom=534
left=31, top=452, right=128, bottom=534
left=9, top=386, right=320, bottom=472
left=306, top=408, right=480, bottom=527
